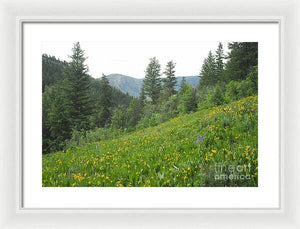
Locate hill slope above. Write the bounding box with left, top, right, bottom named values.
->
left=43, top=96, right=258, bottom=187
left=107, top=74, right=143, bottom=97
left=107, top=74, right=200, bottom=97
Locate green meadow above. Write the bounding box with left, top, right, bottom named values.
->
left=42, top=95, right=258, bottom=187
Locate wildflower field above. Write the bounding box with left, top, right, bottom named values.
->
left=42, top=95, right=258, bottom=187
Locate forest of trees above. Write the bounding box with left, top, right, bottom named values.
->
left=42, top=42, right=258, bottom=154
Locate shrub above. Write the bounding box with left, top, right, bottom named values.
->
left=247, top=66, right=258, bottom=93
left=136, top=113, right=162, bottom=129
left=111, top=106, right=127, bottom=129
left=65, top=127, right=127, bottom=149
left=238, top=79, right=254, bottom=98
left=225, top=80, right=240, bottom=102
left=160, top=95, right=179, bottom=122
left=178, top=84, right=197, bottom=114
left=209, top=85, right=224, bottom=106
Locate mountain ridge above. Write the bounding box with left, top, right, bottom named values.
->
left=107, top=73, right=200, bottom=97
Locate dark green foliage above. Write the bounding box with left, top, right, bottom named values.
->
left=98, top=74, right=113, bottom=127
left=90, top=77, right=132, bottom=111
left=209, top=85, right=224, bottom=106
left=199, top=51, right=217, bottom=87
left=247, top=66, right=258, bottom=93
left=143, top=57, right=162, bottom=104
left=238, top=79, right=255, bottom=98
left=224, top=66, right=258, bottom=103
left=178, top=82, right=198, bottom=114
left=215, top=42, right=225, bottom=84
left=139, top=85, right=146, bottom=107
left=158, top=87, right=172, bottom=104
left=90, top=74, right=113, bottom=128
left=110, top=87, right=132, bottom=108
left=225, top=81, right=240, bottom=102
left=43, top=85, right=72, bottom=153
left=126, top=98, right=144, bottom=127
left=162, top=61, right=177, bottom=97
left=111, top=105, right=128, bottom=129
left=160, top=95, right=179, bottom=122
left=42, top=42, right=133, bottom=154
left=42, top=43, right=92, bottom=153
left=42, top=54, right=67, bottom=92
left=42, top=87, right=53, bottom=154
left=198, top=42, right=258, bottom=108
left=110, top=98, right=143, bottom=130
left=180, top=76, right=187, bottom=90
left=63, top=42, right=93, bottom=131
left=90, top=75, right=133, bottom=129
left=225, top=42, right=258, bottom=82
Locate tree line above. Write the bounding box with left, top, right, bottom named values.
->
left=42, top=41, right=258, bottom=154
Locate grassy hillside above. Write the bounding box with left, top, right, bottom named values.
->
left=42, top=95, right=258, bottom=187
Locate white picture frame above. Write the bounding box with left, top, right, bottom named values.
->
left=0, top=0, right=298, bottom=228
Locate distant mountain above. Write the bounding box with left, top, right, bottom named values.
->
left=107, top=74, right=200, bottom=97
left=107, top=74, right=143, bottom=97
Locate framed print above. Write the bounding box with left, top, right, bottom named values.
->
left=0, top=0, right=300, bottom=228
left=22, top=22, right=279, bottom=209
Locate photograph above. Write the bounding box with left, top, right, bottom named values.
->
left=42, top=38, right=258, bottom=187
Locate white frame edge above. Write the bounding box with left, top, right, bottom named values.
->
left=0, top=0, right=298, bottom=228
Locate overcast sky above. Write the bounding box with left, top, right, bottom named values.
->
left=42, top=41, right=228, bottom=79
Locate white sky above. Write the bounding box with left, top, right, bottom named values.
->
left=42, top=41, right=228, bottom=79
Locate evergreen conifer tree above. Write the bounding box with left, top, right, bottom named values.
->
left=143, top=57, right=162, bottom=104
left=162, top=61, right=177, bottom=97
left=139, top=85, right=146, bottom=106
left=97, top=74, right=112, bottom=127
left=215, top=42, right=225, bottom=83
left=199, top=51, right=217, bottom=87
left=63, top=42, right=93, bottom=131
left=47, top=85, right=72, bottom=152
left=180, top=77, right=187, bottom=91
left=225, top=42, right=258, bottom=82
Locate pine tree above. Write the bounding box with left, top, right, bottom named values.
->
left=111, top=105, right=127, bottom=129
left=47, top=85, right=72, bottom=152
left=180, top=77, right=187, bottom=91
left=63, top=42, right=93, bottom=131
left=162, top=61, right=177, bottom=97
left=127, top=98, right=143, bottom=128
left=199, top=51, right=217, bottom=87
left=42, top=86, right=54, bottom=154
left=139, top=85, right=146, bottom=107
left=97, top=74, right=112, bottom=127
left=215, top=42, right=225, bottom=83
left=178, top=84, right=197, bottom=114
left=42, top=54, right=67, bottom=92
left=143, top=57, right=162, bottom=104
left=225, top=42, right=258, bottom=82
